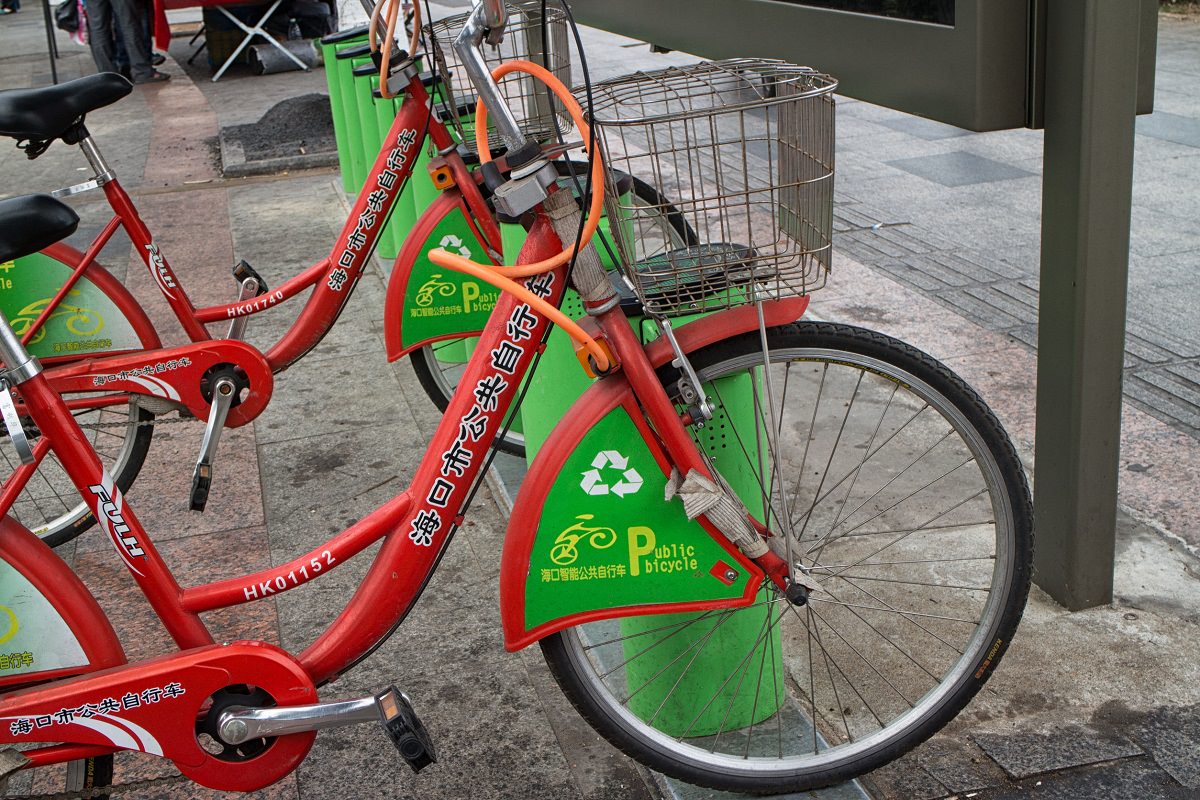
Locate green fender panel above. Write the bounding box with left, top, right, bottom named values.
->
left=502, top=387, right=762, bottom=650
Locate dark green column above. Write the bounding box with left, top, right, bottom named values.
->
left=1034, top=1, right=1142, bottom=609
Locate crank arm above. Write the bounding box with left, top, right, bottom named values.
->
left=218, top=687, right=436, bottom=772
left=190, top=375, right=237, bottom=511
left=227, top=275, right=261, bottom=340
left=217, top=696, right=377, bottom=744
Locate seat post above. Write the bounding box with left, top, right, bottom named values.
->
left=52, top=135, right=116, bottom=199
left=78, top=135, right=111, bottom=180
left=0, top=308, right=40, bottom=386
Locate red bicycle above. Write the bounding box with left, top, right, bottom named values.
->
left=0, top=0, right=673, bottom=545
left=0, top=1, right=1032, bottom=794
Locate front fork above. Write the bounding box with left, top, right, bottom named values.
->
left=590, top=306, right=798, bottom=594
left=541, top=175, right=799, bottom=598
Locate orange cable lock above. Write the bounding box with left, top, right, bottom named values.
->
left=428, top=59, right=611, bottom=372
left=369, top=0, right=422, bottom=100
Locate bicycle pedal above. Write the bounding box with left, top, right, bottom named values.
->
left=190, top=372, right=237, bottom=512
left=231, top=260, right=270, bottom=295
left=375, top=687, right=436, bottom=773
left=190, top=464, right=212, bottom=512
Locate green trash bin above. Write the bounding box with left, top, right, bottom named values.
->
left=619, top=333, right=783, bottom=737
left=329, top=36, right=373, bottom=192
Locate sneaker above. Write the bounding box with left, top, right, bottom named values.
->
left=134, top=70, right=170, bottom=84
left=151, top=53, right=166, bottom=66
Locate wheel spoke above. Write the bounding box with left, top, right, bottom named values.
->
left=546, top=323, right=1030, bottom=793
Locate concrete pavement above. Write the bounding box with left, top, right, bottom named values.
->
left=2, top=3, right=1200, bottom=799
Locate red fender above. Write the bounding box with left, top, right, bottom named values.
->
left=27, top=243, right=163, bottom=366
left=500, top=295, right=809, bottom=650
left=0, top=516, right=125, bottom=690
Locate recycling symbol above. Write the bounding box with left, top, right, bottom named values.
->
left=580, top=450, right=643, bottom=498
left=439, top=234, right=471, bottom=257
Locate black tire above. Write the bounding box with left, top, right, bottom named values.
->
left=67, top=754, right=114, bottom=798
left=2, top=753, right=113, bottom=798
left=540, top=321, right=1033, bottom=794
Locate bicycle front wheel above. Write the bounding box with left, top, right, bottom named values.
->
left=541, top=321, right=1033, bottom=793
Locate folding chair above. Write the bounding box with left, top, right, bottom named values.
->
left=208, top=0, right=308, bottom=80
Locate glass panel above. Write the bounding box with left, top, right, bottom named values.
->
left=777, top=0, right=954, bottom=26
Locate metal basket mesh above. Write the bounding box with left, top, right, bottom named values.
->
left=424, top=1, right=572, bottom=153
left=584, top=59, right=837, bottom=317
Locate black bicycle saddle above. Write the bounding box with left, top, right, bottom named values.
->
left=0, top=73, right=132, bottom=146
left=0, top=195, right=80, bottom=265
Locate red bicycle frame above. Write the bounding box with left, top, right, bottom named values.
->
left=22, top=72, right=499, bottom=380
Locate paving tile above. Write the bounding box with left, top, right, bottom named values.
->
left=876, top=114, right=973, bottom=141
left=915, top=737, right=1010, bottom=793
left=1126, top=368, right=1200, bottom=435
left=1124, top=330, right=1181, bottom=367
left=968, top=281, right=1039, bottom=324
left=937, top=286, right=1028, bottom=331
left=884, top=152, right=1035, bottom=188
left=1136, top=110, right=1200, bottom=148
left=971, top=726, right=1145, bottom=779
left=977, top=758, right=1189, bottom=800
left=664, top=773, right=868, bottom=800
left=858, top=752, right=948, bottom=800
left=1006, top=324, right=1038, bottom=352
left=1133, top=704, right=1200, bottom=788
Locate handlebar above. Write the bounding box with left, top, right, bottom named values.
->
left=454, top=0, right=530, bottom=154
left=480, top=0, right=505, bottom=30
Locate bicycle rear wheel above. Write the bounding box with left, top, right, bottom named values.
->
left=1, top=753, right=113, bottom=798
left=541, top=321, right=1033, bottom=793
left=0, top=246, right=160, bottom=548
left=0, top=400, right=155, bottom=548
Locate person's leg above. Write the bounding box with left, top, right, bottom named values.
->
left=113, top=24, right=132, bottom=78
left=111, top=0, right=158, bottom=82
left=139, top=0, right=160, bottom=64
left=87, top=0, right=121, bottom=74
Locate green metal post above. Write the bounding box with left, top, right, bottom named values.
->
left=351, top=56, right=382, bottom=192
left=335, top=46, right=369, bottom=191
left=319, top=40, right=354, bottom=193
left=1033, top=1, right=1142, bottom=609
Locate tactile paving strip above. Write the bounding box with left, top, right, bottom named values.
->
left=833, top=200, right=1200, bottom=439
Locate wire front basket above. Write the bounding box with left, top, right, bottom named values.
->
left=585, top=59, right=837, bottom=317
left=424, top=1, right=572, bottom=153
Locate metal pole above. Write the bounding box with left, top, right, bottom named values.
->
left=40, top=0, right=60, bottom=84
left=1033, top=0, right=1142, bottom=609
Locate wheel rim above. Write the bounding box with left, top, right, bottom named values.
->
left=0, top=398, right=145, bottom=541
left=557, top=342, right=1019, bottom=780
